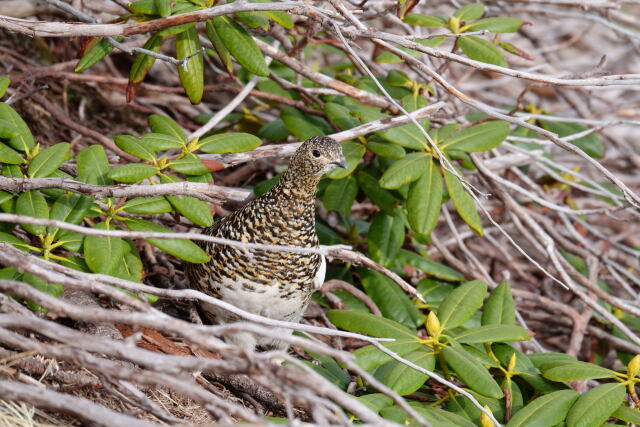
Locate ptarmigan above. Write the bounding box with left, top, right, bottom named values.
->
left=186, top=136, right=346, bottom=350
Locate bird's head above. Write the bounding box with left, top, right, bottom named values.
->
left=292, top=136, right=347, bottom=177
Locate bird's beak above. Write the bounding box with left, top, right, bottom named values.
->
left=333, top=157, right=347, bottom=169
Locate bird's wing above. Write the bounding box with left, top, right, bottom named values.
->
left=312, top=254, right=326, bottom=290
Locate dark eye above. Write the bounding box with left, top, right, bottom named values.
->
left=311, top=149, right=321, bottom=158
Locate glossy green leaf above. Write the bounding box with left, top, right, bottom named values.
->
left=566, top=382, right=626, bottom=427
left=437, top=280, right=487, bottom=329
left=542, top=361, right=618, bottom=381
left=506, top=390, right=579, bottom=427
left=323, top=176, right=358, bottom=216
left=458, top=36, right=506, bottom=66
left=109, top=163, right=157, bottom=183
left=539, top=120, right=604, bottom=158
left=455, top=324, right=531, bottom=343
left=155, top=0, right=170, bottom=17
left=129, top=35, right=164, bottom=83
left=379, top=152, right=429, bottom=189
left=356, top=394, right=393, bottom=414
left=199, top=132, right=262, bottom=153
left=176, top=26, right=204, bottom=104
left=467, top=17, right=523, bottom=33
left=356, top=171, right=397, bottom=215
left=527, top=352, right=577, bottom=369
left=49, top=192, right=92, bottom=235
left=84, top=222, right=126, bottom=275
left=281, top=106, right=327, bottom=140
left=123, top=196, right=173, bottom=214
left=353, top=339, right=423, bottom=370
left=613, top=404, right=640, bottom=424
left=263, top=10, right=293, bottom=29
left=442, top=345, right=503, bottom=398
left=16, top=191, right=48, bottom=236
left=406, top=157, right=442, bottom=238
left=213, top=16, right=269, bottom=76
left=440, top=121, right=509, bottom=153
left=160, top=175, right=213, bottom=226
left=368, top=211, right=404, bottom=266
left=148, top=115, right=187, bottom=143
left=28, top=142, right=70, bottom=178
left=396, top=250, right=464, bottom=281
left=77, top=145, right=109, bottom=178
left=327, top=310, right=418, bottom=339
left=361, top=270, right=422, bottom=328
left=326, top=141, right=364, bottom=179
left=324, top=102, right=359, bottom=130
left=0, top=76, right=9, bottom=98
left=205, top=19, right=234, bottom=74
left=114, top=135, right=156, bottom=161
left=0, top=119, right=19, bottom=139
left=454, top=3, right=485, bottom=21
left=22, top=272, right=64, bottom=298
left=0, top=231, right=28, bottom=249
left=413, top=406, right=476, bottom=427
left=169, top=153, right=209, bottom=175
left=443, top=167, right=483, bottom=235
left=0, top=103, right=34, bottom=151
left=364, top=112, right=427, bottom=150
left=75, top=38, right=118, bottom=72
left=236, top=11, right=270, bottom=30
left=404, top=13, right=447, bottom=27
left=129, top=0, right=158, bottom=15
left=0, top=142, right=24, bottom=164
left=126, top=218, right=209, bottom=263
left=482, top=282, right=516, bottom=326
left=140, top=133, right=184, bottom=151
left=367, top=141, right=406, bottom=159
left=375, top=351, right=435, bottom=395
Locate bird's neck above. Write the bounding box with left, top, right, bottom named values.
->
left=268, top=168, right=320, bottom=207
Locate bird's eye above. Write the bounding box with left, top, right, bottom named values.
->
left=311, top=149, right=321, bottom=158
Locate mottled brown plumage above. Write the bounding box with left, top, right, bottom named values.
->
left=186, top=136, right=345, bottom=349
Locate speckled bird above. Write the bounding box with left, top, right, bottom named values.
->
left=186, top=136, right=346, bottom=350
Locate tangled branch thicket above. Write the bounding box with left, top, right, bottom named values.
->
left=0, top=0, right=638, bottom=425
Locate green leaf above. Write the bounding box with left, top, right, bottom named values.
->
left=323, top=176, right=358, bottom=216
left=539, top=120, right=604, bottom=158
left=205, top=19, right=234, bottom=74
left=109, top=163, right=157, bottom=183
left=129, top=0, right=158, bottom=15
left=527, top=352, right=577, bottom=369
left=16, top=191, right=48, bottom=236
left=324, top=102, right=360, bottom=130
left=369, top=118, right=427, bottom=151
left=379, top=152, right=429, bottom=189
left=160, top=175, right=213, bottom=226
left=458, top=36, right=506, bottom=66
left=356, top=394, right=393, bottom=414
left=437, top=280, right=487, bottom=329
left=367, top=141, right=406, bottom=159
left=0, top=142, right=24, bottom=164
left=442, top=345, right=502, bottom=398
left=404, top=13, right=447, bottom=27
left=507, top=390, right=579, bottom=427
left=114, top=135, right=157, bottom=161
left=0, top=119, right=19, bottom=139
left=413, top=406, right=476, bottom=427
left=360, top=270, right=422, bottom=328
left=77, top=145, right=109, bottom=178
left=396, top=249, right=464, bottom=281
left=148, top=115, right=187, bottom=143
left=198, top=132, right=262, bottom=153
left=169, top=153, right=209, bottom=175
left=326, top=141, right=364, bottom=179
left=140, top=133, right=184, bottom=151
left=176, top=26, right=204, bottom=104
left=236, top=11, right=270, bottom=30
left=0, top=103, right=34, bottom=151
left=440, top=121, right=509, bottom=153
left=613, top=404, right=640, bottom=424
left=125, top=218, right=209, bottom=263
left=443, top=167, right=483, bottom=235
left=129, top=35, right=164, bottom=84
left=454, top=324, right=531, bottom=343
left=482, top=282, right=516, bottom=326
left=263, top=10, right=293, bottom=29
left=49, top=192, right=92, bottom=234
left=123, top=196, right=173, bottom=214
left=75, top=38, right=118, bottom=72
left=155, top=0, right=170, bottom=17
left=467, top=17, right=523, bottom=33
left=353, top=339, right=423, bottom=370
left=28, top=142, right=70, bottom=178
left=375, top=351, right=435, bottom=395
left=21, top=272, right=64, bottom=298
left=368, top=211, right=404, bottom=266
left=213, top=16, right=269, bottom=76
left=406, top=157, right=442, bottom=238
left=0, top=76, right=9, bottom=98
left=454, top=3, right=485, bottom=21
left=281, top=106, right=327, bottom=140
left=357, top=171, right=397, bottom=215
left=84, top=222, right=126, bottom=275
left=0, top=231, right=29, bottom=249
left=542, top=361, right=618, bottom=381
left=566, top=382, right=626, bottom=427
left=327, top=310, right=418, bottom=339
